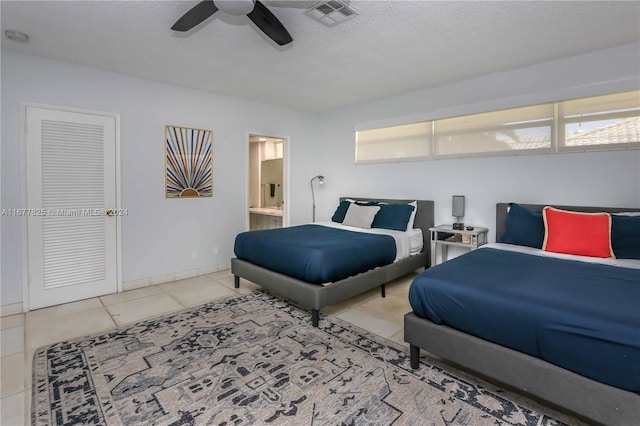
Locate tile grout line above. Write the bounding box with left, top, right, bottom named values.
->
left=164, top=287, right=189, bottom=310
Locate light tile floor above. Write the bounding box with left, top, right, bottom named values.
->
left=0, top=269, right=579, bottom=425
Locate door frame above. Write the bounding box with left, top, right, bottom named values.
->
left=20, top=102, right=122, bottom=312
left=246, top=131, right=289, bottom=229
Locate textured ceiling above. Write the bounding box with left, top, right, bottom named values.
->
left=2, top=1, right=639, bottom=112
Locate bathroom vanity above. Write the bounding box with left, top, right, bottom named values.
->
left=249, top=207, right=283, bottom=230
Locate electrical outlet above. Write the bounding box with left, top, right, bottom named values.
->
left=213, top=246, right=219, bottom=255
left=192, top=249, right=199, bottom=259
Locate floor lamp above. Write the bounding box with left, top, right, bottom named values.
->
left=310, top=175, right=324, bottom=222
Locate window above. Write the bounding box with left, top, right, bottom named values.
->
left=434, top=104, right=553, bottom=157
left=558, top=91, right=640, bottom=151
left=355, top=121, right=432, bottom=163
left=355, top=90, right=639, bottom=164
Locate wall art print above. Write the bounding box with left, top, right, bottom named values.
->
left=165, top=125, right=213, bottom=198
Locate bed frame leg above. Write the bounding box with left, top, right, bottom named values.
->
left=410, top=344, right=420, bottom=369
left=311, top=309, right=320, bottom=327
left=234, top=275, right=239, bottom=289
left=381, top=284, right=386, bottom=298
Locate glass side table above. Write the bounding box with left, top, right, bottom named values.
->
left=429, top=224, right=489, bottom=266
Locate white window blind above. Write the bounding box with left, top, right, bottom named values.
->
left=558, top=91, right=640, bottom=151
left=354, top=89, right=639, bottom=163
left=355, top=122, right=432, bottom=163
left=434, top=104, right=554, bottom=157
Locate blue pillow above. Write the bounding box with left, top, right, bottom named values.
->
left=331, top=201, right=351, bottom=223
left=372, top=204, right=415, bottom=231
left=500, top=203, right=545, bottom=248
left=611, top=214, right=640, bottom=259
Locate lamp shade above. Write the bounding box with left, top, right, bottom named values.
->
left=452, top=195, right=465, bottom=218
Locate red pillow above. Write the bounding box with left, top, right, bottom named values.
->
left=542, top=207, right=615, bottom=258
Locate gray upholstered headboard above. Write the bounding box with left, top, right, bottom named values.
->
left=340, top=198, right=435, bottom=252
left=496, top=203, right=637, bottom=241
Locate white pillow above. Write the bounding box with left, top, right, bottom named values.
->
left=342, top=204, right=381, bottom=229
left=406, top=201, right=418, bottom=231
left=345, top=199, right=418, bottom=231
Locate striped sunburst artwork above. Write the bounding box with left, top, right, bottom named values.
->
left=165, top=125, right=213, bottom=198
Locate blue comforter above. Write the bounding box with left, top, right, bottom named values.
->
left=234, top=224, right=396, bottom=284
left=409, top=247, right=640, bottom=393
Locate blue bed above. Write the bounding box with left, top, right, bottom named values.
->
left=409, top=246, right=640, bottom=393
left=232, top=198, right=434, bottom=327
left=404, top=203, right=640, bottom=426
left=234, top=224, right=397, bottom=284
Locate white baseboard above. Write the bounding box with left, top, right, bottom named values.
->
left=1, top=302, right=24, bottom=317
left=123, top=263, right=230, bottom=292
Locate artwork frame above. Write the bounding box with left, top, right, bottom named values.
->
left=165, top=125, right=213, bottom=198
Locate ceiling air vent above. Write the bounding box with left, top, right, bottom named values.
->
left=305, top=0, right=360, bottom=27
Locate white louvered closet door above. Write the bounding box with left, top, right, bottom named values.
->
left=26, top=106, right=118, bottom=310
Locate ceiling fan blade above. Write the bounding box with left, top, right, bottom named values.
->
left=171, top=1, right=219, bottom=32
left=247, top=0, right=293, bottom=46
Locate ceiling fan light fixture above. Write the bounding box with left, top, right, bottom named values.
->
left=172, top=0, right=292, bottom=46
left=215, top=0, right=255, bottom=16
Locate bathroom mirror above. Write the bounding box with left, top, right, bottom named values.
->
left=260, top=158, right=283, bottom=208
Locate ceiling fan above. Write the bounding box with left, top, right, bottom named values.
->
left=171, top=0, right=293, bottom=46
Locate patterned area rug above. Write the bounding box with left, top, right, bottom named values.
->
left=32, top=291, right=566, bottom=425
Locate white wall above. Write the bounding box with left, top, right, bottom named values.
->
left=1, top=50, right=317, bottom=306
left=310, top=42, right=640, bottom=244
left=3, top=42, right=640, bottom=308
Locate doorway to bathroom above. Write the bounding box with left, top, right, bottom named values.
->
left=248, top=134, right=286, bottom=230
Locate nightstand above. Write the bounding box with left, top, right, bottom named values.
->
left=429, top=224, right=489, bottom=266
